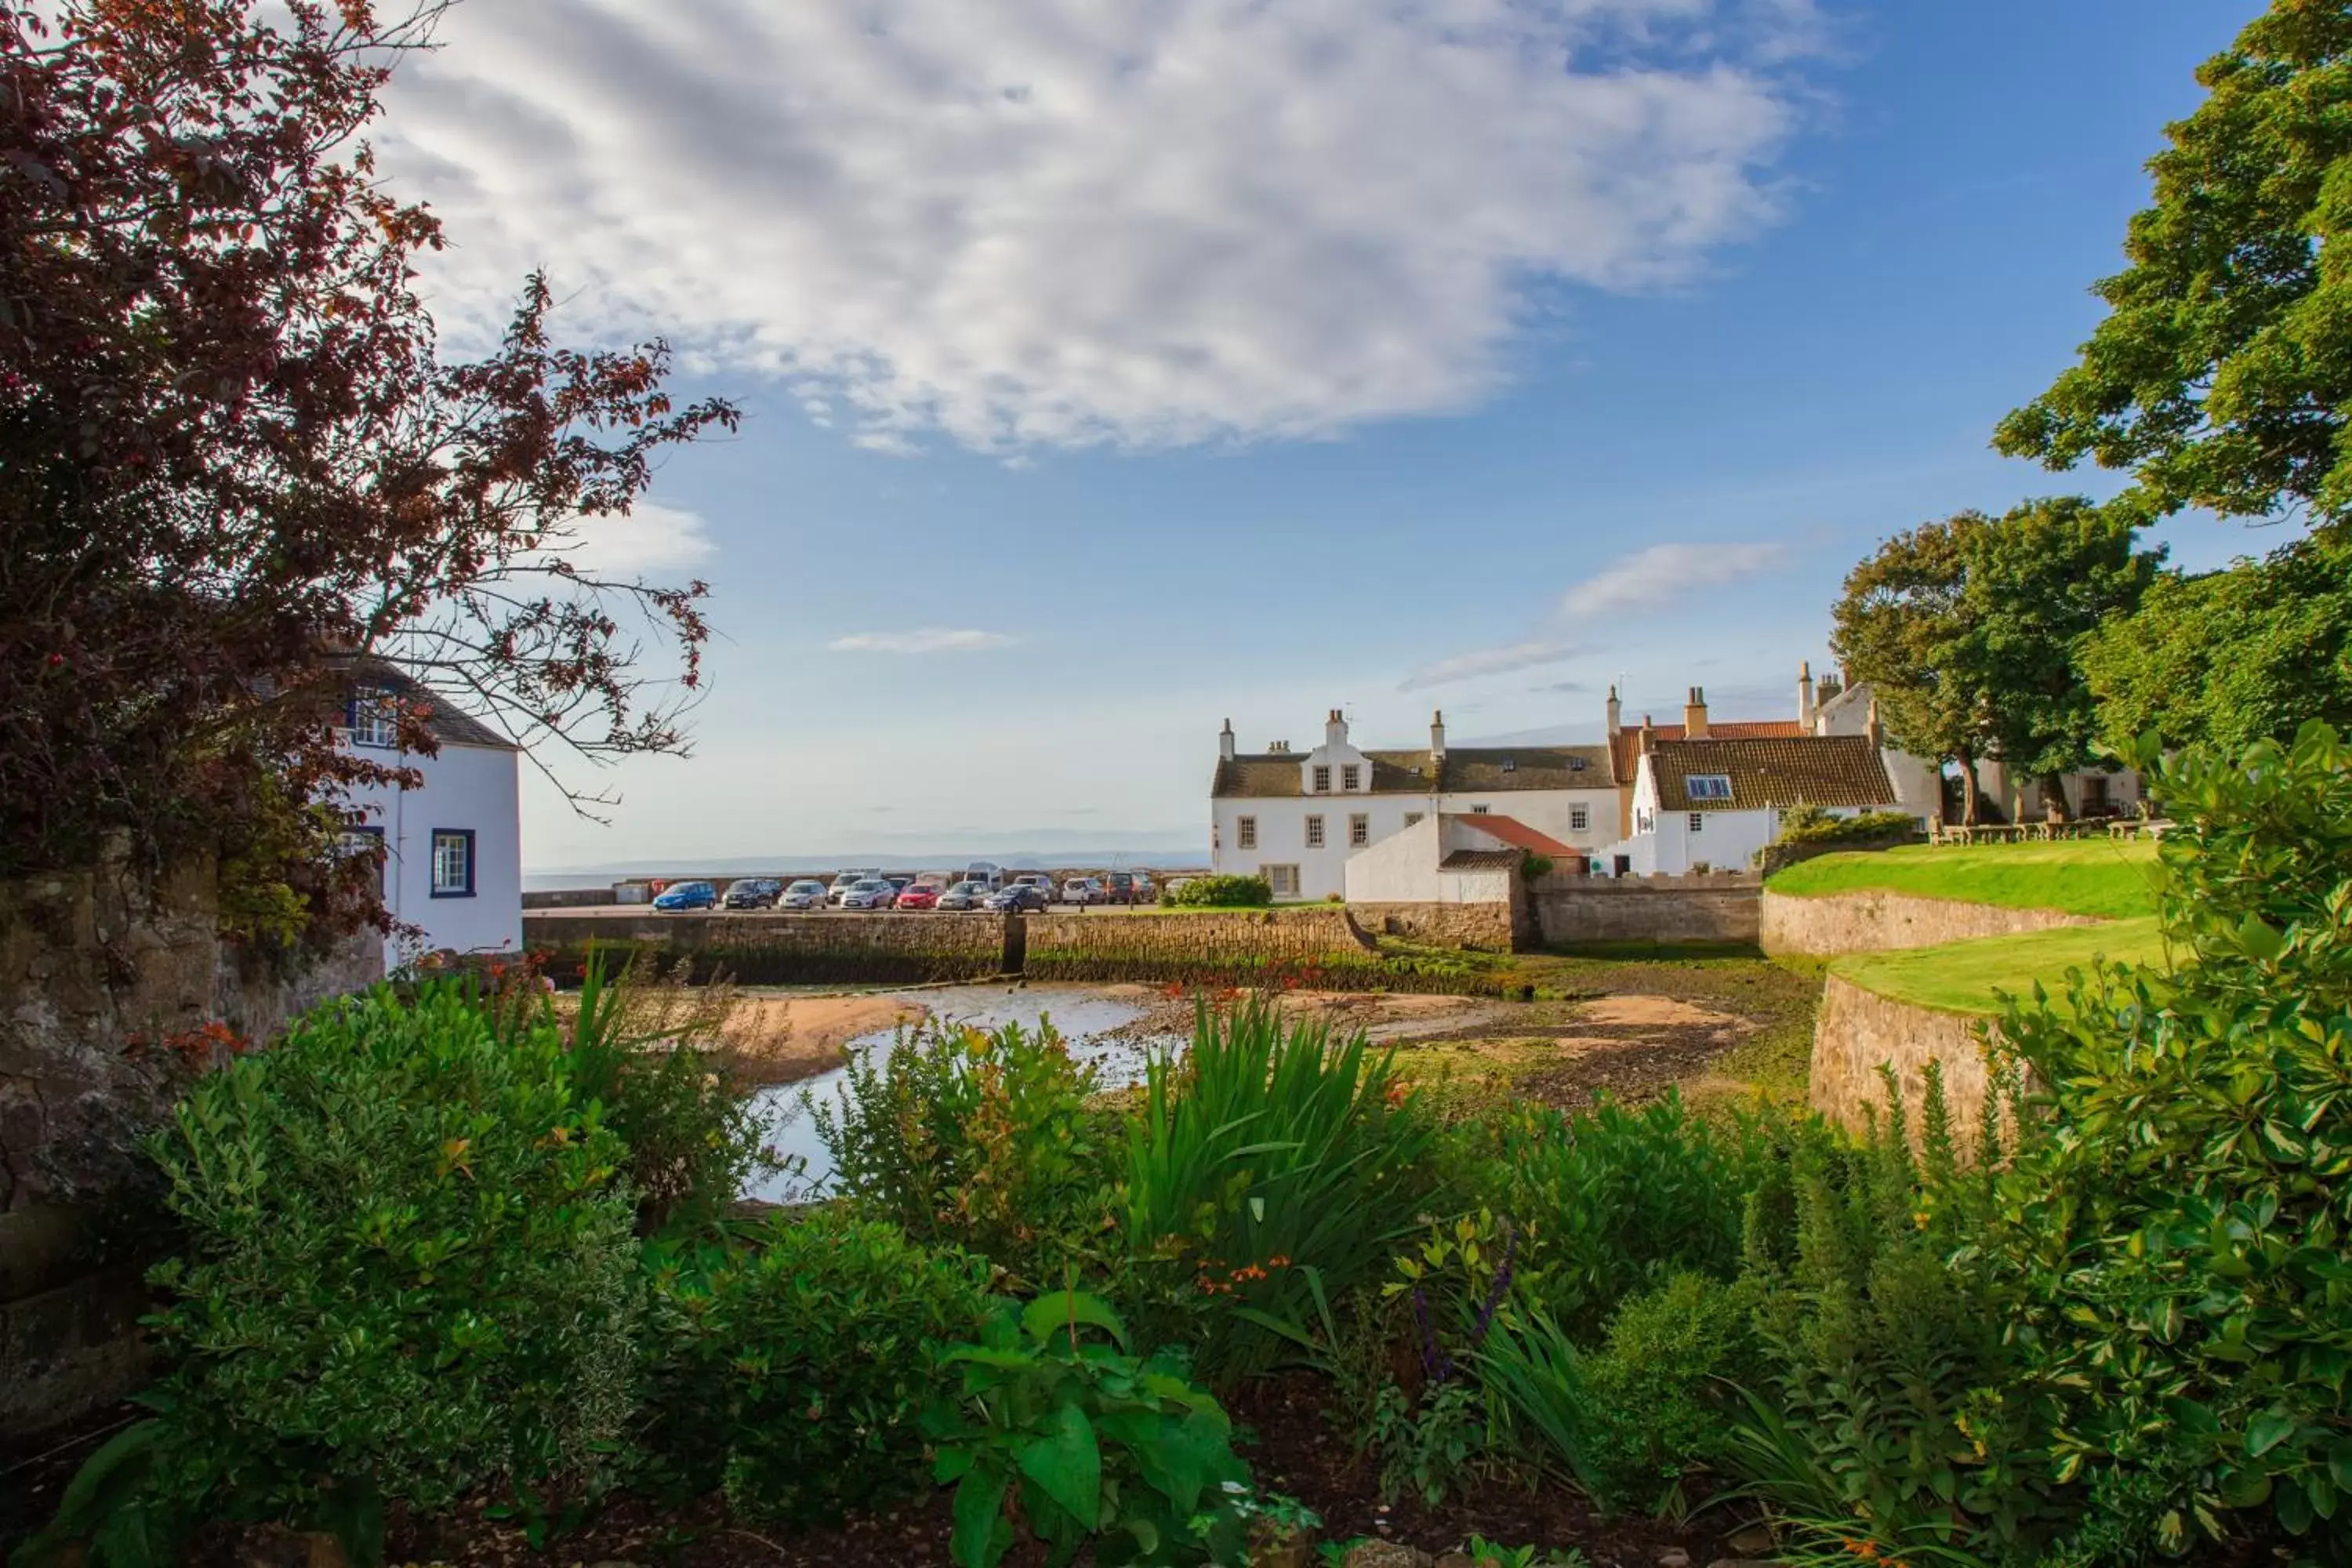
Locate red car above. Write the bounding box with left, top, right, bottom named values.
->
left=893, top=881, right=942, bottom=911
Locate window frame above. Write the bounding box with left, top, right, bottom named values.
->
left=347, top=685, right=401, bottom=750
left=1687, top=811, right=1705, bottom=834
left=339, top=823, right=387, bottom=896
left=1341, top=764, right=1360, bottom=792
left=1348, top=813, right=1370, bottom=848
left=1570, top=804, right=1589, bottom=832
left=1263, top=864, right=1301, bottom=898
left=1236, top=815, right=1258, bottom=851
left=1470, top=804, right=1490, bottom=815
left=1312, top=764, right=1332, bottom=793
left=430, top=828, right=477, bottom=898
left=1305, top=815, right=1326, bottom=849
left=1682, top=774, right=1734, bottom=802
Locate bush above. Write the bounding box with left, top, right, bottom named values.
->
left=920, top=1291, right=1253, bottom=1568
left=811, top=1018, right=1114, bottom=1287
left=643, top=1210, right=995, bottom=1525
left=143, top=984, right=644, bottom=1525
left=1123, top=1000, right=1439, bottom=1378
left=1774, top=805, right=1919, bottom=847
left=1162, top=873, right=1272, bottom=908
left=1574, top=1272, right=1762, bottom=1512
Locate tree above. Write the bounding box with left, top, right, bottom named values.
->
left=2080, top=532, right=2352, bottom=754
left=1994, top=0, right=2352, bottom=532
left=1831, top=499, right=2160, bottom=822
left=0, top=1, right=737, bottom=938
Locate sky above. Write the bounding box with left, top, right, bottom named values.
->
left=370, top=0, right=2275, bottom=870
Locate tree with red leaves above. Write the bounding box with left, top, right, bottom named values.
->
left=0, top=0, right=738, bottom=940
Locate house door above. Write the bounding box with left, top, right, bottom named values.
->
left=1613, top=855, right=1631, bottom=877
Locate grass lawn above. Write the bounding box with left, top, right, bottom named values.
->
left=1767, top=838, right=2161, bottom=919
left=1831, top=916, right=2172, bottom=1016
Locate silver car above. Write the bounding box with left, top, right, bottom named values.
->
left=1061, top=877, right=1103, bottom=906
left=937, top=880, right=991, bottom=911
left=777, top=878, right=829, bottom=910
left=838, top=877, right=898, bottom=912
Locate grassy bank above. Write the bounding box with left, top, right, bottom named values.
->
left=1766, top=839, right=2159, bottom=919
left=1831, top=916, right=2171, bottom=1016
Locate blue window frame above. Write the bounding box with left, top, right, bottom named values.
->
left=430, top=829, right=476, bottom=898
left=339, top=823, right=387, bottom=895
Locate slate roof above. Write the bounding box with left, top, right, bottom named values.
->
left=1649, top=735, right=1896, bottom=811
left=1607, top=719, right=1804, bottom=788
left=1451, top=813, right=1574, bottom=855
left=1440, top=849, right=1523, bottom=870
left=1212, top=745, right=1613, bottom=799
left=345, top=659, right=521, bottom=752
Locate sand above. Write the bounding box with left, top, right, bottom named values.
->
left=720, top=994, right=928, bottom=1086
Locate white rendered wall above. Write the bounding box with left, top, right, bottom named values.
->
left=344, top=742, right=522, bottom=967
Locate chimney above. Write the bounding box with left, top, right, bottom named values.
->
left=1639, top=714, right=1657, bottom=756
left=1683, top=686, right=1709, bottom=739
left=1219, top=717, right=1236, bottom=763
left=1605, top=684, right=1621, bottom=737
left=1429, top=708, right=1446, bottom=760
left=1325, top=706, right=1348, bottom=750
left=1866, top=694, right=1884, bottom=749
left=1798, top=661, right=1816, bottom=731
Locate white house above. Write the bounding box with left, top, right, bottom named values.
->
left=1612, top=728, right=1900, bottom=875
left=339, top=665, right=523, bottom=969
left=1210, top=709, right=1614, bottom=901
left=1344, top=812, right=1570, bottom=905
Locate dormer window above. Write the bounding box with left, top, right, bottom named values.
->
left=1685, top=775, right=1733, bottom=802
left=347, top=685, right=399, bottom=750
left=1341, top=764, right=1360, bottom=791
left=1312, top=765, right=1331, bottom=793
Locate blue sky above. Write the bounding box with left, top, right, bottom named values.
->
left=376, top=0, right=2270, bottom=869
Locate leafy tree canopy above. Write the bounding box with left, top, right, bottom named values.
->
left=1995, top=0, right=2352, bottom=530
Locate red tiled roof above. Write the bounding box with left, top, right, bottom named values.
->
left=1649, top=735, right=1897, bottom=811
left=1607, top=719, right=1802, bottom=785
left=1453, top=814, right=1574, bottom=855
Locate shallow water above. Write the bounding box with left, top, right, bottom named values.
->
left=742, top=982, right=1184, bottom=1202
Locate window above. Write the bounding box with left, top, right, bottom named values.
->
left=1688, top=812, right=1705, bottom=833
left=339, top=825, right=386, bottom=895
left=1341, top=764, right=1360, bottom=791
left=430, top=829, right=476, bottom=898
left=1470, top=804, right=1490, bottom=815
left=1403, top=811, right=1424, bottom=828
left=1312, top=764, right=1331, bottom=793
left=1683, top=774, right=1733, bottom=802
left=1636, top=808, right=1654, bottom=833
left=1236, top=816, right=1258, bottom=850
left=1305, top=815, right=1326, bottom=848
left=347, top=685, right=399, bottom=749
left=1570, top=804, right=1589, bottom=832
left=1348, top=813, right=1370, bottom=848
left=1264, top=864, right=1301, bottom=898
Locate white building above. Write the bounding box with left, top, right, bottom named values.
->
left=1210, top=709, right=1615, bottom=901
left=339, top=666, right=523, bottom=969
left=1344, top=812, right=1568, bottom=906
left=1612, top=728, right=1900, bottom=876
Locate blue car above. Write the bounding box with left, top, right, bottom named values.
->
left=652, top=880, right=717, bottom=911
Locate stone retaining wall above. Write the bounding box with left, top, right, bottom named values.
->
left=1530, top=872, right=1761, bottom=949
left=1023, top=908, right=1377, bottom=983
left=524, top=910, right=1012, bottom=985
left=1809, top=973, right=2024, bottom=1147
left=1349, top=902, right=1515, bottom=952
left=1761, top=889, right=2100, bottom=958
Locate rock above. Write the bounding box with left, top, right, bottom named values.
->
left=1341, top=1545, right=1432, bottom=1568
left=1656, top=1552, right=1691, bottom=1568
left=1725, top=1523, right=1776, bottom=1556
left=1705, top=1561, right=1780, bottom=1568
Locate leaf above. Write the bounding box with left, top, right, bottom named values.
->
left=1017, top=1403, right=1103, bottom=1529
left=2248, top=1410, right=2298, bottom=1459
left=1022, top=1291, right=1128, bottom=1352
left=951, top=1468, right=1011, bottom=1568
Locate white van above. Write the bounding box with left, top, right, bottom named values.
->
left=963, top=862, right=1006, bottom=891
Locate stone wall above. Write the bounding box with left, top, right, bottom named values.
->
left=1809, top=973, right=2027, bottom=1147
left=1760, top=889, right=2101, bottom=958
left=1530, top=871, right=1761, bottom=949
left=1023, top=908, right=1377, bottom=983
left=524, top=909, right=1014, bottom=985
left=1350, top=901, right=1515, bottom=952
left=522, top=887, right=625, bottom=909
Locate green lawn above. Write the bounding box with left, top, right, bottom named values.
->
left=1767, top=839, right=2161, bottom=920
left=1831, top=916, right=2172, bottom=1016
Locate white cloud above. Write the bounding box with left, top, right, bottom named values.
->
left=378, top=0, right=1821, bottom=454
left=557, top=501, right=717, bottom=575
left=1399, top=638, right=1587, bottom=691
left=828, top=628, right=1018, bottom=654
left=1560, top=541, right=1789, bottom=617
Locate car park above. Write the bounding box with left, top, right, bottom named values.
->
left=828, top=868, right=884, bottom=906
left=984, top=882, right=1048, bottom=913
left=721, top=877, right=782, bottom=910
left=838, top=877, right=898, bottom=912
left=1061, top=877, right=1103, bottom=906
left=1103, top=872, right=1145, bottom=906
left=777, top=879, right=829, bottom=910
left=895, top=880, right=942, bottom=910
left=652, top=880, right=717, bottom=911
left=937, top=880, right=991, bottom=911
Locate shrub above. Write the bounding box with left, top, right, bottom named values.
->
left=1573, top=1272, right=1762, bottom=1513
left=811, top=1018, right=1114, bottom=1287
left=643, top=1210, right=994, bottom=1525
left=1775, top=805, right=1920, bottom=847
left=1162, top=873, right=1272, bottom=909
left=920, top=1292, right=1252, bottom=1567
left=145, top=984, right=643, bottom=1525
left=1123, top=1000, right=1438, bottom=1378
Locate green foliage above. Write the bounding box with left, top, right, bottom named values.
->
left=2080, top=533, right=2352, bottom=755
left=641, top=1210, right=995, bottom=1525
left=922, top=1292, right=1252, bottom=1567
left=1994, top=1, right=2352, bottom=529
left=1162, top=874, right=1273, bottom=909
left=813, top=1018, right=1114, bottom=1287
left=1573, top=1272, right=1763, bottom=1515
left=143, top=983, right=644, bottom=1523
left=9, top=1421, right=194, bottom=1568
left=1371, top=1378, right=1486, bottom=1509
left=1123, top=1000, right=1438, bottom=1379
left=1774, top=805, right=1921, bottom=848
left=1765, top=839, right=2161, bottom=920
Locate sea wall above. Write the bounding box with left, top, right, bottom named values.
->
left=1761, top=889, right=2100, bottom=958
left=1530, top=872, right=1761, bottom=949
left=525, top=910, right=1013, bottom=985
left=1349, top=901, right=1516, bottom=953
left=1023, top=908, right=1378, bottom=983
left=1808, top=974, right=2025, bottom=1147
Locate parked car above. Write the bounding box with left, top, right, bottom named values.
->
left=937, top=880, right=991, bottom=911
left=777, top=879, right=829, bottom=910
left=838, top=877, right=898, bottom=912
left=652, top=880, right=717, bottom=911
left=1103, top=872, right=1144, bottom=906
left=828, top=868, right=884, bottom=907
left=965, top=862, right=1007, bottom=891
left=1133, top=874, right=1156, bottom=903
left=1061, top=877, right=1103, bottom=906
left=895, top=880, right=942, bottom=911
left=1013, top=873, right=1054, bottom=893
left=984, top=883, right=1049, bottom=913
left=722, top=877, right=782, bottom=909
